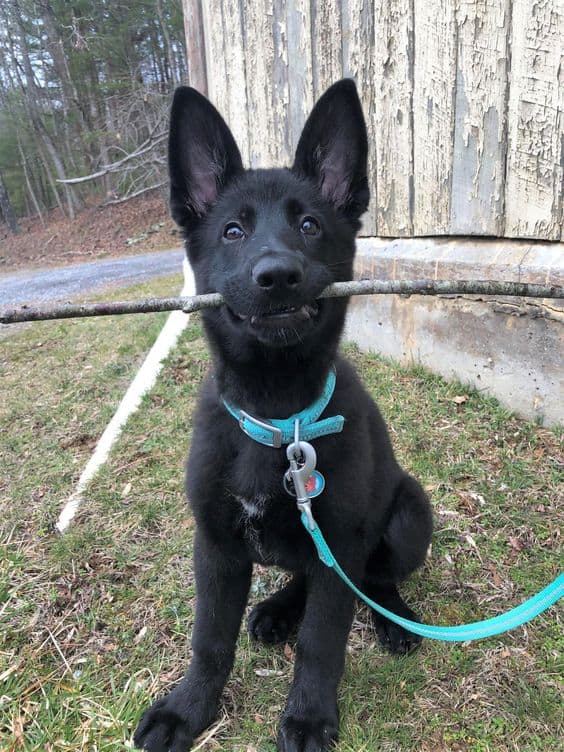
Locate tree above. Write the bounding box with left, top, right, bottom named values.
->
left=0, top=0, right=187, bottom=223
left=0, top=167, right=19, bottom=233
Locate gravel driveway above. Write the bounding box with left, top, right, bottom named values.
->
left=0, top=248, right=184, bottom=307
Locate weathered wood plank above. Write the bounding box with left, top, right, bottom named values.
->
left=201, top=1, right=228, bottom=114
left=272, top=0, right=291, bottom=165
left=311, top=0, right=343, bottom=99
left=220, top=0, right=250, bottom=165
left=413, top=0, right=457, bottom=234
left=505, top=0, right=563, bottom=240
left=241, top=0, right=276, bottom=167
left=341, top=0, right=377, bottom=236
left=373, top=0, right=414, bottom=236
left=182, top=0, right=208, bottom=93
left=286, top=0, right=314, bottom=156
left=195, top=0, right=562, bottom=241
left=450, top=0, right=511, bottom=235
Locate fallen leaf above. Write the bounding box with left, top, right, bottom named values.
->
left=283, top=643, right=294, bottom=662
left=452, top=394, right=469, bottom=405
left=458, top=490, right=487, bottom=515
left=484, top=562, right=503, bottom=587
left=12, top=715, right=25, bottom=747
left=134, top=626, right=147, bottom=644
left=254, top=668, right=284, bottom=678
left=508, top=536, right=524, bottom=552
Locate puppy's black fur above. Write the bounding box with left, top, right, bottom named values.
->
left=134, top=80, right=433, bottom=752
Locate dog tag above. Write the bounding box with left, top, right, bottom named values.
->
left=283, top=469, right=325, bottom=499
left=304, top=470, right=325, bottom=498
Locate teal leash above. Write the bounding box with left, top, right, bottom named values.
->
left=301, top=511, right=564, bottom=642
left=224, top=372, right=563, bottom=643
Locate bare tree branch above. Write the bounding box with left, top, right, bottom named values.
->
left=101, top=180, right=167, bottom=205
left=1, top=279, right=562, bottom=325
left=57, top=132, right=167, bottom=184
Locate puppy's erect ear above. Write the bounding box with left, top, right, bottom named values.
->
left=168, top=87, right=243, bottom=230
left=292, top=79, right=369, bottom=223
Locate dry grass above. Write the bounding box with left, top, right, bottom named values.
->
left=1, top=278, right=562, bottom=751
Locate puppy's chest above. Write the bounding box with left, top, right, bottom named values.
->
left=228, top=468, right=302, bottom=569
left=235, top=497, right=307, bottom=568
left=227, top=451, right=306, bottom=566
left=227, top=442, right=288, bottom=505
left=234, top=492, right=276, bottom=563
left=231, top=487, right=293, bottom=563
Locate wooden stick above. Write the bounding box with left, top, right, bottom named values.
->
left=1, top=279, right=562, bottom=325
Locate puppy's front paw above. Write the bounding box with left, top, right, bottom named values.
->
left=133, top=693, right=194, bottom=752
left=248, top=600, right=300, bottom=644
left=277, top=711, right=339, bottom=752
left=372, top=609, right=423, bottom=655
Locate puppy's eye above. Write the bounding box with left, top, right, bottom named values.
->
left=223, top=222, right=245, bottom=240
left=300, top=216, right=320, bottom=236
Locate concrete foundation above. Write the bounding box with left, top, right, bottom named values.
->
left=344, top=238, right=563, bottom=426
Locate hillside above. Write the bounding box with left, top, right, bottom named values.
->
left=0, top=191, right=179, bottom=272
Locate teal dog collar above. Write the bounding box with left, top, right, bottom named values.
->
left=222, top=367, right=344, bottom=448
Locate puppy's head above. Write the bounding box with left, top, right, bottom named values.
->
left=169, top=80, right=368, bottom=352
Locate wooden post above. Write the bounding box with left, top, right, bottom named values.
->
left=182, top=0, right=208, bottom=94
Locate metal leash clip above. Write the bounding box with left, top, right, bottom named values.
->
left=284, top=419, right=317, bottom=531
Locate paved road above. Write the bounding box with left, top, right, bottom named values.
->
left=0, top=248, right=184, bottom=307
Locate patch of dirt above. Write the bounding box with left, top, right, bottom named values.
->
left=0, top=190, right=181, bottom=272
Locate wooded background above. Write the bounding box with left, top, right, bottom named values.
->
left=1, top=1, right=562, bottom=242
left=188, top=0, right=563, bottom=240
left=0, top=0, right=185, bottom=229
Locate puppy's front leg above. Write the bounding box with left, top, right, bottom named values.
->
left=134, top=530, right=252, bottom=752
left=278, top=564, right=357, bottom=752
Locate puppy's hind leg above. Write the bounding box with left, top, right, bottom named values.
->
left=248, top=575, right=306, bottom=644
left=363, top=474, right=433, bottom=655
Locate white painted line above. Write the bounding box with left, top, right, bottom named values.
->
left=55, top=258, right=195, bottom=533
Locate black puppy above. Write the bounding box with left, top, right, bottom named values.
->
left=134, top=80, right=433, bottom=752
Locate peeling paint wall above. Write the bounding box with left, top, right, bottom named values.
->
left=346, top=292, right=564, bottom=425
left=194, top=0, right=563, bottom=240
left=345, top=238, right=564, bottom=425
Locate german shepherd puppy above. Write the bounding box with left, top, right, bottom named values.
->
left=134, top=80, right=433, bottom=752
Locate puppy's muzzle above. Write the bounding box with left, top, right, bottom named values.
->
left=251, top=251, right=305, bottom=294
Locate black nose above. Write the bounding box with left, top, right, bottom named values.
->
left=252, top=254, right=304, bottom=291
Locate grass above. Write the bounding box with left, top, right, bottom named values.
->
left=1, top=275, right=562, bottom=751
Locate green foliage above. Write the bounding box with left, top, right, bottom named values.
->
left=0, top=0, right=186, bottom=219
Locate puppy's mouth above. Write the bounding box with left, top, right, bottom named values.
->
left=230, top=302, right=320, bottom=328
